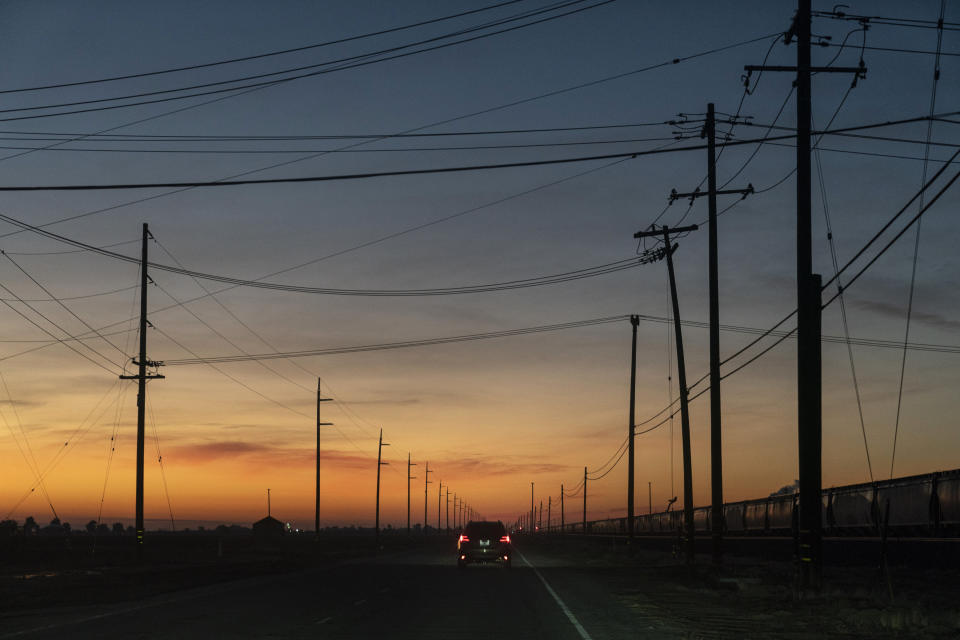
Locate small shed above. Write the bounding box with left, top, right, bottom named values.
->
left=253, top=515, right=284, bottom=538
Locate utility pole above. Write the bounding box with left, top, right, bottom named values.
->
left=407, top=453, right=417, bottom=535
left=744, top=3, right=864, bottom=591
left=267, top=488, right=271, bottom=516
left=627, top=314, right=639, bottom=544
left=453, top=494, right=458, bottom=530
left=538, top=500, right=543, bottom=531
left=437, top=481, right=442, bottom=533
left=634, top=223, right=699, bottom=563
left=530, top=482, right=534, bottom=536
left=315, top=380, right=333, bottom=540
left=119, top=223, right=164, bottom=560
left=547, top=496, right=552, bottom=533
left=445, top=486, right=450, bottom=532
left=561, top=484, right=565, bottom=534
left=582, top=466, right=587, bottom=534
left=423, top=462, right=432, bottom=534
left=375, top=429, right=389, bottom=552
left=669, top=103, right=753, bottom=565
left=649, top=481, right=653, bottom=515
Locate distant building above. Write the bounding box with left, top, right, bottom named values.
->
left=253, top=515, right=284, bottom=538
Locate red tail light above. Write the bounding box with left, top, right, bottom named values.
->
left=500, top=535, right=511, bottom=543
left=458, top=535, right=469, bottom=543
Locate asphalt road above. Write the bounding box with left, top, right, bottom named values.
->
left=0, top=543, right=648, bottom=640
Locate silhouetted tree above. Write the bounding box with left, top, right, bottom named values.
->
left=62, top=522, right=71, bottom=534
left=86, top=520, right=97, bottom=534
left=0, top=520, right=16, bottom=537
left=23, top=516, right=38, bottom=536
left=112, top=522, right=124, bottom=536
left=96, top=524, right=110, bottom=535
left=42, top=518, right=63, bottom=536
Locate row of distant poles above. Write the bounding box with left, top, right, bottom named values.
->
left=323, top=387, right=479, bottom=552
left=125, top=224, right=480, bottom=560
left=514, top=0, right=862, bottom=594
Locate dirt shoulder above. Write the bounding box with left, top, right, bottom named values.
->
left=518, top=535, right=960, bottom=639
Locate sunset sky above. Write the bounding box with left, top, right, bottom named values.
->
left=0, top=0, right=958, bottom=531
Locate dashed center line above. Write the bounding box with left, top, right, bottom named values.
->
left=316, top=616, right=333, bottom=625
left=353, top=599, right=367, bottom=606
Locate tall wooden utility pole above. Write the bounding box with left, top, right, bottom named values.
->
left=669, top=103, right=753, bottom=564
left=453, top=494, right=458, bottom=529
left=582, top=466, right=587, bottom=534
left=547, top=496, right=552, bottom=533
left=407, top=453, right=417, bottom=535
left=560, top=484, right=565, bottom=534
left=627, top=314, right=639, bottom=543
left=437, top=480, right=442, bottom=533
left=375, top=429, right=389, bottom=551
left=445, top=486, right=450, bottom=532
left=119, top=223, right=164, bottom=560
left=634, top=223, right=699, bottom=563
left=423, top=462, right=432, bottom=533
left=744, top=3, right=864, bottom=591
left=315, top=380, right=333, bottom=540
left=530, top=482, right=534, bottom=535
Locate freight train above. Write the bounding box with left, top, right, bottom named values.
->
left=554, top=468, right=959, bottom=538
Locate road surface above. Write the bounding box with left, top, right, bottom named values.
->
left=4, top=540, right=953, bottom=638
left=0, top=543, right=652, bottom=639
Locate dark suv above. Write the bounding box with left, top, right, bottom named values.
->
left=457, top=520, right=511, bottom=568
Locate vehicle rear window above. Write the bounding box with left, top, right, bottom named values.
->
left=464, top=522, right=505, bottom=538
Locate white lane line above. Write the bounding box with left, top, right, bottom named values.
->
left=516, top=549, right=593, bottom=640
left=316, top=617, right=333, bottom=625
left=353, top=599, right=367, bottom=606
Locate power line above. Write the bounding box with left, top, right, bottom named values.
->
left=163, top=316, right=629, bottom=366
left=825, top=43, right=960, bottom=57
left=0, top=134, right=679, bottom=155
left=3, top=112, right=955, bottom=191
left=4, top=379, right=124, bottom=519
left=161, top=311, right=960, bottom=367
left=822, top=147, right=960, bottom=292
left=1, top=251, right=128, bottom=358
left=0, top=217, right=652, bottom=295
left=0, top=0, right=531, bottom=94
left=0, top=369, right=58, bottom=519
left=0, top=158, right=636, bottom=367
left=0, top=120, right=683, bottom=141
left=0, top=30, right=786, bottom=240
left=811, top=9, right=960, bottom=31
left=891, top=2, right=947, bottom=481
left=0, top=275, right=121, bottom=375
left=0, top=0, right=614, bottom=122
left=0, top=284, right=138, bottom=302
